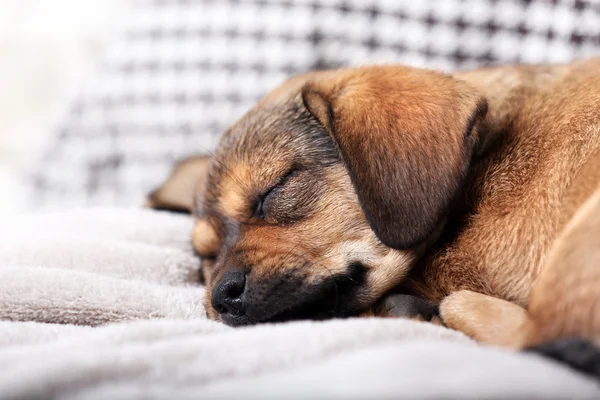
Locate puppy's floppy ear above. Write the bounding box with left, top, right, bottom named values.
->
left=302, top=67, right=487, bottom=249
left=146, top=155, right=212, bottom=214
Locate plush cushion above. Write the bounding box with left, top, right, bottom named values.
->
left=1, top=207, right=599, bottom=398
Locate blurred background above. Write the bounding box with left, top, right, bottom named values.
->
left=0, top=0, right=134, bottom=215
left=1, top=0, right=598, bottom=216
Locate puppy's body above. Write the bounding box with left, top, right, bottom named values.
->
left=412, top=59, right=600, bottom=305
left=148, top=58, right=600, bottom=350
left=415, top=59, right=600, bottom=347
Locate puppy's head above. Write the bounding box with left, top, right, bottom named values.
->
left=148, top=66, right=487, bottom=326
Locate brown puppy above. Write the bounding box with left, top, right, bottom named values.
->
left=148, top=58, right=600, bottom=352
left=149, top=66, right=485, bottom=326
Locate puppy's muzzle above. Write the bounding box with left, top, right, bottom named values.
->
left=211, top=268, right=247, bottom=320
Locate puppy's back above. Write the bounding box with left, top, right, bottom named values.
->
left=411, top=58, right=600, bottom=306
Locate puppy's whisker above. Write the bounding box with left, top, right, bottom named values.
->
left=285, top=242, right=331, bottom=262
left=280, top=240, right=302, bottom=267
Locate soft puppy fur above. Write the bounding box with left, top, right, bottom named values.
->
left=150, top=66, right=485, bottom=326
left=148, top=58, right=600, bottom=352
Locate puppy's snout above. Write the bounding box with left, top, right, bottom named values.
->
left=211, top=268, right=247, bottom=317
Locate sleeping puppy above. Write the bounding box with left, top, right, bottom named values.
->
left=147, top=58, right=600, bottom=356
left=148, top=66, right=484, bottom=326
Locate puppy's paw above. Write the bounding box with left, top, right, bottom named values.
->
left=440, top=290, right=534, bottom=347
left=375, top=294, right=442, bottom=324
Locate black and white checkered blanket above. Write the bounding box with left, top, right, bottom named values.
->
left=25, top=0, right=600, bottom=210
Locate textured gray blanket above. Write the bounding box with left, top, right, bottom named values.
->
left=1, top=208, right=598, bottom=399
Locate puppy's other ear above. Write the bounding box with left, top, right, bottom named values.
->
left=146, top=155, right=212, bottom=214
left=302, top=67, right=487, bottom=249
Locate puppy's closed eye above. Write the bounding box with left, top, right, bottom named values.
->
left=253, top=167, right=322, bottom=225
left=253, top=167, right=298, bottom=220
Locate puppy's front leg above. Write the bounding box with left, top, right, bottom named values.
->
left=363, top=294, right=443, bottom=325
left=440, top=290, right=536, bottom=347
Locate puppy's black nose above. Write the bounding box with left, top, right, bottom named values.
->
left=211, top=268, right=247, bottom=317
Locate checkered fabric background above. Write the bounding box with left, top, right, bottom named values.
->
left=25, top=0, right=600, bottom=210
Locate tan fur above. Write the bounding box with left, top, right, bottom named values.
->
left=440, top=290, right=536, bottom=348
left=419, top=58, right=600, bottom=347
left=526, top=182, right=600, bottom=344
left=192, top=219, right=220, bottom=258
left=146, top=155, right=211, bottom=212
left=148, top=58, right=600, bottom=340
left=440, top=182, right=600, bottom=348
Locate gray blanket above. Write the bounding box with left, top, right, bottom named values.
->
left=1, top=208, right=598, bottom=399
